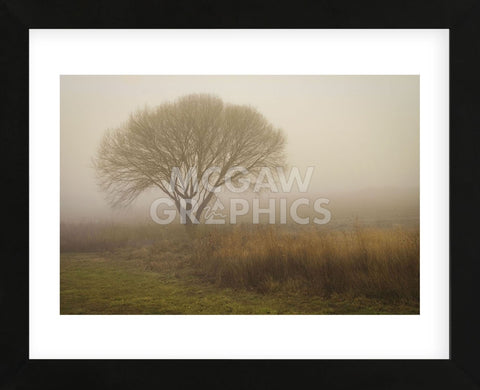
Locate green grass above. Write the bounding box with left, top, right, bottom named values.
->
left=61, top=252, right=419, bottom=314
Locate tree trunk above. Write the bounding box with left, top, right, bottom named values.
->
left=194, top=191, right=216, bottom=222
left=183, top=200, right=198, bottom=238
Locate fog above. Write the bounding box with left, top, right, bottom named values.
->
left=61, top=75, right=419, bottom=223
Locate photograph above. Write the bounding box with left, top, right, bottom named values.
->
left=60, top=75, right=420, bottom=315
left=3, top=0, right=476, bottom=382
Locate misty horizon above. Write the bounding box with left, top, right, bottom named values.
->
left=61, top=75, right=419, bottom=223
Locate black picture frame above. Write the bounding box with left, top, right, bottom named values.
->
left=2, top=1, right=479, bottom=388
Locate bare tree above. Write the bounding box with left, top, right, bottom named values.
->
left=94, top=94, right=286, bottom=225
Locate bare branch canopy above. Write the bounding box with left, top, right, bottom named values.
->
left=93, top=93, right=286, bottom=223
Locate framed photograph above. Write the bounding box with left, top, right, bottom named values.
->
left=2, top=2, right=478, bottom=388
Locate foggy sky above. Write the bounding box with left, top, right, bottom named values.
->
left=60, top=75, right=419, bottom=222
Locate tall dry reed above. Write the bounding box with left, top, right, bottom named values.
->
left=192, top=225, right=419, bottom=300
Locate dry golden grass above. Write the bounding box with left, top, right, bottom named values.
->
left=60, top=222, right=419, bottom=305
left=192, top=224, right=419, bottom=301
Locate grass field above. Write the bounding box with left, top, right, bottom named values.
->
left=60, top=223, right=419, bottom=314
left=61, top=253, right=417, bottom=314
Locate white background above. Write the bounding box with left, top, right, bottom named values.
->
left=30, top=29, right=449, bottom=359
